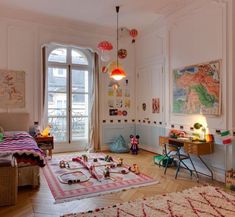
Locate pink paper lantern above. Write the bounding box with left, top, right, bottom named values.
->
left=97, top=41, right=113, bottom=51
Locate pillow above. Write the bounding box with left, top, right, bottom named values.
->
left=109, top=135, right=129, bottom=153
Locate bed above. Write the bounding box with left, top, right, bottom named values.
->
left=0, top=113, right=45, bottom=187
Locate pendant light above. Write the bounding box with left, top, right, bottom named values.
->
left=110, top=6, right=126, bottom=81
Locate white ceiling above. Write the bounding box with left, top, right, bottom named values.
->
left=0, top=0, right=192, bottom=30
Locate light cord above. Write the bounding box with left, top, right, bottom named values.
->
left=116, top=6, right=119, bottom=67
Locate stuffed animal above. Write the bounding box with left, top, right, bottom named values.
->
left=130, top=135, right=140, bottom=154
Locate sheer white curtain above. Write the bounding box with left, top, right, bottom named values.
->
left=88, top=52, right=100, bottom=152
left=41, top=46, right=48, bottom=130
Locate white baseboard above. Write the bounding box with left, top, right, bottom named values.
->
left=139, top=144, right=158, bottom=154
left=100, top=144, right=109, bottom=151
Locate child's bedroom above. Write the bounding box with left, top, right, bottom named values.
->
left=0, top=0, right=235, bottom=216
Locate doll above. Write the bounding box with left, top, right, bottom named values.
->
left=130, top=135, right=140, bottom=154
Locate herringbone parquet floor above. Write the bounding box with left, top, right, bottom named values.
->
left=0, top=150, right=224, bottom=217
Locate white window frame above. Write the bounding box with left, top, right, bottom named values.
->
left=45, top=44, right=92, bottom=147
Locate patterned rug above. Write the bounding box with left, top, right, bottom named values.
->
left=43, top=153, right=158, bottom=203
left=63, top=186, right=235, bottom=217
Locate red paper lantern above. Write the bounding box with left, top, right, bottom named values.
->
left=97, top=41, right=113, bottom=51
left=129, top=29, right=138, bottom=43
left=110, top=68, right=126, bottom=81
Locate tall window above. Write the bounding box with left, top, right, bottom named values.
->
left=46, top=45, right=91, bottom=143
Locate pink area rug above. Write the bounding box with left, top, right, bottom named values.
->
left=43, top=153, right=159, bottom=203
left=63, top=186, right=235, bottom=217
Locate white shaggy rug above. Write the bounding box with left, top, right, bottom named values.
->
left=63, top=186, right=235, bottom=217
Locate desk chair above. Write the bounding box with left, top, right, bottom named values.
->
left=158, top=137, right=174, bottom=168
left=164, top=139, right=195, bottom=179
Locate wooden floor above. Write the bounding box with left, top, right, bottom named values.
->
left=0, top=150, right=225, bottom=217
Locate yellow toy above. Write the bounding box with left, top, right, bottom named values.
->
left=129, top=164, right=140, bottom=175
left=41, top=124, right=52, bottom=137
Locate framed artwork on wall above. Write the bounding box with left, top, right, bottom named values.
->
left=152, top=98, right=160, bottom=113
left=172, top=60, right=221, bottom=115
left=0, top=69, right=25, bottom=108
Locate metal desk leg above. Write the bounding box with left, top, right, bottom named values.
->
left=181, top=161, right=193, bottom=177
left=198, top=155, right=213, bottom=180
left=187, top=153, right=199, bottom=182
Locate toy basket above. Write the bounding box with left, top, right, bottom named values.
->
left=225, top=169, right=235, bottom=191
left=153, top=155, right=174, bottom=167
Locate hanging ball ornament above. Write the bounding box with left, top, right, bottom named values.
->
left=118, top=49, right=127, bottom=59
left=97, top=40, right=113, bottom=62
left=101, top=65, right=108, bottom=73
left=100, top=52, right=111, bottom=62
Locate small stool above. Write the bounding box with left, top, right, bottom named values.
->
left=0, top=154, right=18, bottom=206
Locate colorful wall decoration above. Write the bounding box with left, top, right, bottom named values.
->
left=108, top=79, right=130, bottom=117
left=0, top=69, right=25, bottom=108
left=172, top=60, right=221, bottom=115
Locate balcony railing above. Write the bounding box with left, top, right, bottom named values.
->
left=48, top=115, right=88, bottom=142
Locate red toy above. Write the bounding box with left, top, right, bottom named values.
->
left=130, top=135, right=140, bottom=154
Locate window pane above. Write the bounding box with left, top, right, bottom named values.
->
left=48, top=93, right=67, bottom=116
left=72, top=116, right=88, bottom=140
left=48, top=48, right=67, bottom=63
left=72, top=94, right=88, bottom=116
left=48, top=117, right=67, bottom=142
left=72, top=49, right=88, bottom=65
left=48, top=68, right=67, bottom=92
left=72, top=70, right=88, bottom=93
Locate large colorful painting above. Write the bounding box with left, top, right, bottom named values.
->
left=172, top=60, right=221, bottom=115
left=0, top=69, right=25, bottom=108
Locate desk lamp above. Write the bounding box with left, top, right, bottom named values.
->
left=193, top=122, right=206, bottom=141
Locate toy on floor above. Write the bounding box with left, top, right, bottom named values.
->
left=226, top=169, right=235, bottom=191
left=59, top=160, right=70, bottom=168
left=103, top=166, right=110, bottom=178
left=117, top=158, right=123, bottom=167
left=82, top=154, right=88, bottom=162
left=58, top=171, right=89, bottom=185
left=104, top=155, right=113, bottom=162
left=129, top=164, right=140, bottom=175
left=72, top=156, right=102, bottom=181
left=130, top=135, right=140, bottom=154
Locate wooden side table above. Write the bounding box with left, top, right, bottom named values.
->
left=35, top=136, right=54, bottom=158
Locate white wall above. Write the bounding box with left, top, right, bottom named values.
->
left=0, top=12, right=136, bottom=152
left=135, top=0, right=234, bottom=181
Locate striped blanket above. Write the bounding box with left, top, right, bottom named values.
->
left=0, top=131, right=45, bottom=167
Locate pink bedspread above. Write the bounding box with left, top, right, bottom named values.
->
left=0, top=131, right=45, bottom=167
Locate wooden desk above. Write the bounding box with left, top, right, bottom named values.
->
left=159, top=136, right=214, bottom=180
